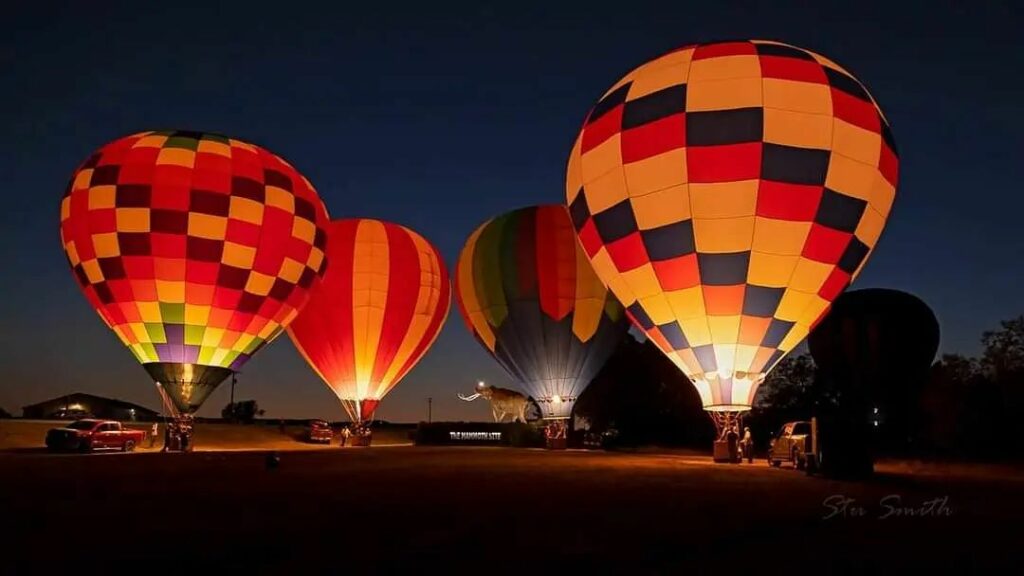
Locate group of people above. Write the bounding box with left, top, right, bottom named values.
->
left=723, top=425, right=754, bottom=463
left=339, top=424, right=372, bottom=446
left=158, top=418, right=194, bottom=452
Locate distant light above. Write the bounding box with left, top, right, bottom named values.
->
left=477, top=380, right=485, bottom=388
left=873, top=407, right=879, bottom=415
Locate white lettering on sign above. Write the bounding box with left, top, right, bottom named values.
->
left=449, top=431, right=502, bottom=440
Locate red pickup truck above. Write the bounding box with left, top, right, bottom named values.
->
left=46, top=419, right=146, bottom=453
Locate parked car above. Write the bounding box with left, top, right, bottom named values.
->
left=768, top=421, right=812, bottom=469
left=46, top=419, right=146, bottom=453
left=306, top=419, right=333, bottom=444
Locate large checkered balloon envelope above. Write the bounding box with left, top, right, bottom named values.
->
left=60, top=131, right=330, bottom=414
left=566, top=40, right=898, bottom=416
left=455, top=205, right=629, bottom=420
left=287, top=219, right=451, bottom=425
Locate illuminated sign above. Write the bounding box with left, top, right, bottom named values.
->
left=449, top=431, right=502, bottom=441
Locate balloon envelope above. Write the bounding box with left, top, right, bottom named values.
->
left=287, top=219, right=451, bottom=423
left=809, top=288, right=939, bottom=383
left=455, top=205, right=628, bottom=419
left=60, top=131, right=330, bottom=413
left=565, top=40, right=898, bottom=412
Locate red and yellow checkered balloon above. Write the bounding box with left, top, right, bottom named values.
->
left=566, top=40, right=898, bottom=412
left=60, top=131, right=330, bottom=412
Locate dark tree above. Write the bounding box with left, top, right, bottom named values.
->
left=222, top=400, right=265, bottom=423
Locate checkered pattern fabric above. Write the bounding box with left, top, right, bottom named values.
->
left=60, top=131, right=331, bottom=372
left=565, top=40, right=898, bottom=411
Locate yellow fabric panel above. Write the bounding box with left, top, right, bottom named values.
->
left=93, top=233, right=120, bottom=258
left=88, top=184, right=115, bottom=209
left=788, top=258, right=833, bottom=293
left=708, top=316, right=741, bottom=345
left=629, top=184, right=691, bottom=230
left=666, top=286, right=706, bottom=320
left=229, top=196, right=263, bottom=225
left=686, top=77, right=762, bottom=111
left=775, top=289, right=814, bottom=322
left=265, top=186, right=295, bottom=212
left=638, top=292, right=675, bottom=325
left=65, top=242, right=80, bottom=266
left=581, top=134, right=623, bottom=184
left=197, top=140, right=231, bottom=157
left=623, top=148, right=688, bottom=197
left=202, top=327, right=225, bottom=347
left=590, top=249, right=637, bottom=306
left=855, top=207, right=886, bottom=248
left=676, top=347, right=703, bottom=376
left=870, top=173, right=897, bottom=217
left=752, top=217, right=811, bottom=256
left=73, top=170, right=94, bottom=195
left=748, top=252, right=799, bottom=288
left=832, top=119, right=882, bottom=166
left=457, top=226, right=496, bottom=349
left=222, top=242, right=256, bottom=269
left=690, top=180, right=757, bottom=219
left=825, top=154, right=875, bottom=201
left=763, top=108, right=833, bottom=149
left=134, top=134, right=168, bottom=148
left=137, top=302, right=161, bottom=322
left=712, top=344, right=737, bottom=375
left=762, top=78, right=832, bottom=115
left=80, top=259, right=102, bottom=283
left=278, top=258, right=305, bottom=283
left=620, top=263, right=661, bottom=299
left=60, top=196, right=71, bottom=221
left=184, top=304, right=210, bottom=326
left=628, top=62, right=691, bottom=99
left=571, top=246, right=605, bottom=342
left=306, top=247, right=325, bottom=271
left=129, top=323, right=149, bottom=343
left=689, top=55, right=761, bottom=82
left=291, top=217, right=316, bottom=243
left=116, top=208, right=150, bottom=232
left=245, top=271, right=274, bottom=296
left=380, top=240, right=435, bottom=391
left=155, top=280, right=185, bottom=303
left=679, top=317, right=713, bottom=347
left=233, top=333, right=255, bottom=353
left=779, top=323, right=810, bottom=352
left=801, top=295, right=831, bottom=327
left=647, top=47, right=696, bottom=71
left=734, top=344, right=759, bottom=373
left=352, top=220, right=390, bottom=397
left=156, top=147, right=195, bottom=167
left=694, top=217, right=755, bottom=253
left=583, top=168, right=629, bottom=214
left=188, top=213, right=227, bottom=240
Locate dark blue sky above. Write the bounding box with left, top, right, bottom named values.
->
left=2, top=2, right=1021, bottom=420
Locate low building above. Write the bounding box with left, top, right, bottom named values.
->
left=22, top=393, right=160, bottom=422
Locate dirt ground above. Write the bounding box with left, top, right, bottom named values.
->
left=2, top=446, right=1021, bottom=575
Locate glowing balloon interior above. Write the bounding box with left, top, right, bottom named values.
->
left=60, top=131, right=330, bottom=413
left=455, top=205, right=628, bottom=419
left=566, top=40, right=898, bottom=414
left=287, top=219, right=451, bottom=425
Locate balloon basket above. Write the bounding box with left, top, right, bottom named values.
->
left=712, top=440, right=740, bottom=463
left=545, top=437, right=567, bottom=450
left=350, top=434, right=372, bottom=447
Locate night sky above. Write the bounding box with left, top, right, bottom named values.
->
left=2, top=2, right=1021, bottom=421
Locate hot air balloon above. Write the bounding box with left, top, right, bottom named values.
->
left=60, top=131, right=330, bottom=447
left=809, top=289, right=939, bottom=447
left=287, top=219, right=450, bottom=441
left=454, top=205, right=628, bottom=436
left=565, top=40, right=898, bottom=439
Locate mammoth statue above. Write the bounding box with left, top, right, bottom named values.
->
left=458, top=382, right=530, bottom=423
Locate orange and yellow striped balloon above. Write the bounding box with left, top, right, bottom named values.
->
left=287, top=219, right=450, bottom=423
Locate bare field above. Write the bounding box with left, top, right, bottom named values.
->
left=2, top=446, right=1021, bottom=574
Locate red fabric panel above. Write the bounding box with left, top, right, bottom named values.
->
left=370, top=224, right=421, bottom=384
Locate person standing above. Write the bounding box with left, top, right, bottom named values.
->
left=742, top=427, right=753, bottom=463
left=340, top=426, right=350, bottom=447
left=149, top=422, right=159, bottom=448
